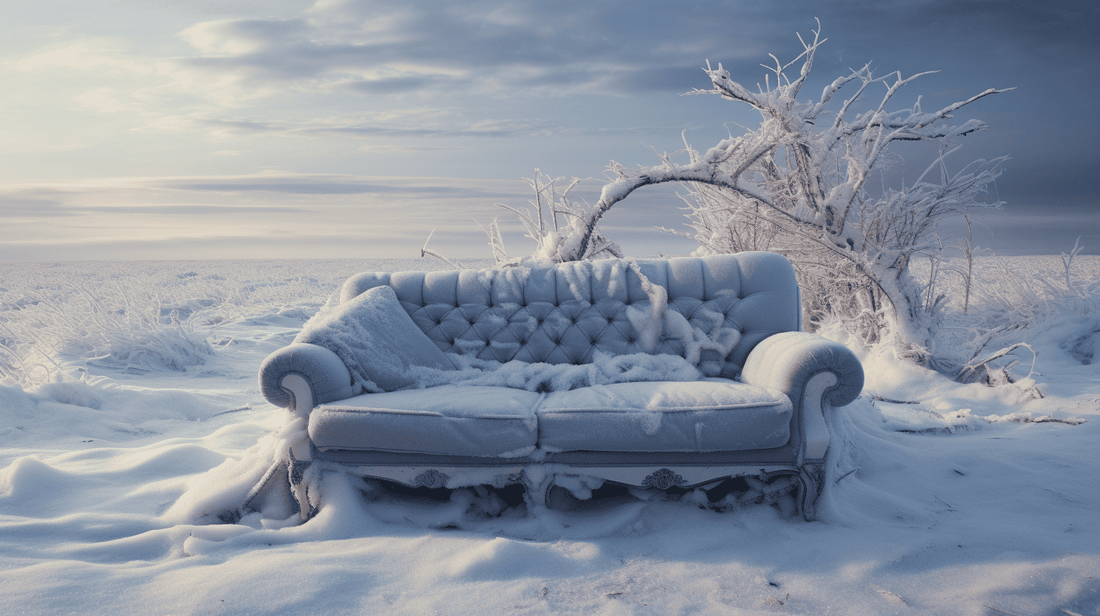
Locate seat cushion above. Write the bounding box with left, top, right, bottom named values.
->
left=536, top=379, right=792, bottom=453
left=309, top=385, right=540, bottom=457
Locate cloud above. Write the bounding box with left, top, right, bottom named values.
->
left=343, top=75, right=442, bottom=94
left=183, top=18, right=306, bottom=56
left=190, top=113, right=550, bottom=140
left=9, top=44, right=155, bottom=74
left=0, top=187, right=309, bottom=219
left=155, top=174, right=524, bottom=199
left=170, top=0, right=1097, bottom=103
left=0, top=172, right=537, bottom=262
left=169, top=0, right=788, bottom=99
left=0, top=194, right=74, bottom=218
left=24, top=1, right=1091, bottom=147
left=358, top=143, right=459, bottom=154
left=0, top=231, right=442, bottom=262
left=166, top=180, right=437, bottom=195
left=72, top=87, right=143, bottom=113
left=4, top=0, right=1096, bottom=253
left=16, top=2, right=1098, bottom=106
left=95, top=204, right=310, bottom=216
left=0, top=172, right=531, bottom=220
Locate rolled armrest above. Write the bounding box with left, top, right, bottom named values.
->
left=259, top=343, right=355, bottom=411
left=741, top=331, right=864, bottom=408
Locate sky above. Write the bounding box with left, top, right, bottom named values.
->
left=1, top=0, right=1097, bottom=262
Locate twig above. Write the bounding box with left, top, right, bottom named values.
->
left=984, top=605, right=1023, bottom=616
left=420, top=229, right=465, bottom=269
left=867, top=393, right=921, bottom=404
left=211, top=405, right=252, bottom=418
left=932, top=493, right=955, bottom=510
left=835, top=468, right=859, bottom=484
left=956, top=342, right=1036, bottom=384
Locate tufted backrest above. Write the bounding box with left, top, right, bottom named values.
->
left=339, top=252, right=801, bottom=378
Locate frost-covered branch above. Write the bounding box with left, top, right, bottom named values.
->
left=461, top=21, right=1016, bottom=369
left=421, top=229, right=466, bottom=269
left=562, top=21, right=1011, bottom=362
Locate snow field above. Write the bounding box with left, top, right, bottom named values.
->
left=0, top=257, right=1098, bottom=615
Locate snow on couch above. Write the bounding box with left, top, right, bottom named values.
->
left=252, top=252, right=863, bottom=521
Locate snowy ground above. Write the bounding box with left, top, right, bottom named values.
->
left=1, top=257, right=1098, bottom=615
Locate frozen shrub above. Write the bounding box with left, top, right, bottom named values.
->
left=519, top=21, right=1011, bottom=368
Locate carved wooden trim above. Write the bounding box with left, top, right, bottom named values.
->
left=798, top=462, right=827, bottom=521
left=412, top=469, right=449, bottom=489
left=641, top=468, right=687, bottom=489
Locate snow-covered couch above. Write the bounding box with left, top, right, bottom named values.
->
left=254, top=252, right=863, bottom=521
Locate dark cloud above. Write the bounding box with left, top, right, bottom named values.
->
left=607, top=65, right=711, bottom=94
left=344, top=75, right=443, bottom=94
left=175, top=1, right=1098, bottom=109
left=172, top=182, right=373, bottom=194
left=200, top=118, right=283, bottom=133
left=0, top=198, right=306, bottom=218
left=198, top=116, right=545, bottom=139
left=0, top=195, right=74, bottom=218
left=158, top=176, right=524, bottom=199
left=92, top=204, right=309, bottom=215
left=178, top=1, right=781, bottom=95
left=169, top=181, right=450, bottom=195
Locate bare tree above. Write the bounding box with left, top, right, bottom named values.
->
left=551, top=20, right=1010, bottom=361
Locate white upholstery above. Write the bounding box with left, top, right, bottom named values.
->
left=282, top=253, right=810, bottom=458
left=340, top=253, right=801, bottom=377
left=295, top=285, right=455, bottom=392
left=310, top=385, right=539, bottom=457
left=536, top=380, right=793, bottom=453
left=308, top=379, right=793, bottom=458
left=255, top=252, right=867, bottom=522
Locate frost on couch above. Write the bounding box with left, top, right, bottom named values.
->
left=249, top=252, right=864, bottom=522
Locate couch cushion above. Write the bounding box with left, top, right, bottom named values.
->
left=295, top=285, right=454, bottom=392
left=309, top=385, right=539, bottom=457
left=536, top=380, right=792, bottom=453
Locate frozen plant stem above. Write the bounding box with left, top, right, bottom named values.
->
left=420, top=229, right=465, bottom=269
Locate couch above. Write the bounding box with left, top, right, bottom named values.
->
left=250, top=252, right=864, bottom=521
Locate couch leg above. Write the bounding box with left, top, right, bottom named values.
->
left=241, top=458, right=290, bottom=515
left=288, top=452, right=316, bottom=521
left=522, top=471, right=553, bottom=509
left=798, top=462, right=827, bottom=521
